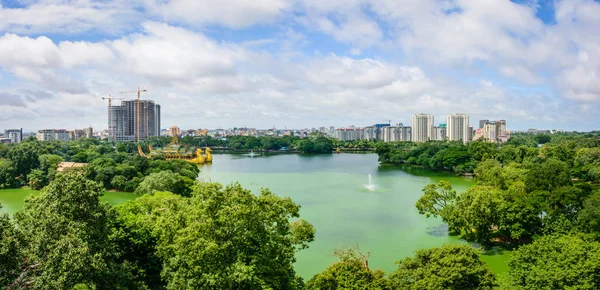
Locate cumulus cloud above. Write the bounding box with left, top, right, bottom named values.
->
left=0, top=0, right=139, bottom=35
left=1, top=0, right=600, bottom=131
left=145, top=0, right=292, bottom=28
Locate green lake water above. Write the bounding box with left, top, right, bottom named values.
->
left=0, top=153, right=510, bottom=279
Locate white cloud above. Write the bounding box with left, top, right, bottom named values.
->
left=145, top=0, right=292, bottom=28
left=1, top=0, right=600, bottom=131
left=0, top=0, right=138, bottom=35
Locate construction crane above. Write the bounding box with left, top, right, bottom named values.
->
left=101, top=95, right=123, bottom=107
left=118, top=87, right=147, bottom=142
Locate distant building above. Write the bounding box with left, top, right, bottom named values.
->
left=4, top=129, right=23, bottom=143
left=382, top=126, right=411, bottom=142
left=411, top=114, right=434, bottom=142
left=169, top=126, right=181, bottom=137
left=37, top=129, right=70, bottom=141
left=68, top=130, right=86, bottom=140
left=335, top=127, right=363, bottom=141
left=479, top=119, right=489, bottom=129
left=108, top=99, right=161, bottom=141
left=85, top=127, right=93, bottom=139
left=433, top=125, right=447, bottom=141
left=468, top=126, right=474, bottom=142
left=474, top=120, right=509, bottom=143
left=363, top=126, right=376, bottom=140
left=447, top=114, right=470, bottom=143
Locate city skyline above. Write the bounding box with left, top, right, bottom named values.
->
left=1, top=1, right=600, bottom=131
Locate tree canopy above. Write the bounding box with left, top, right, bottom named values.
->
left=507, top=234, right=600, bottom=290
left=389, top=244, right=496, bottom=290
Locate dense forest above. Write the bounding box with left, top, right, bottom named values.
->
left=1, top=132, right=600, bottom=289
left=376, top=132, right=600, bottom=175
left=139, top=134, right=374, bottom=154
left=0, top=138, right=199, bottom=194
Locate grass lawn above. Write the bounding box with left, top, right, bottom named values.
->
left=0, top=187, right=137, bottom=215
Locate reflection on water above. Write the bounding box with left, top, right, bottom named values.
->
left=426, top=224, right=449, bottom=237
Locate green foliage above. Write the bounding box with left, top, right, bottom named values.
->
left=456, top=186, right=504, bottom=246
left=525, top=158, right=571, bottom=192
left=507, top=234, right=600, bottom=290
left=27, top=169, right=46, bottom=190
left=534, top=134, right=552, bottom=144
left=13, top=172, right=142, bottom=289
left=134, top=170, right=195, bottom=197
left=577, top=191, right=600, bottom=238
left=0, top=159, right=17, bottom=189
left=389, top=244, right=496, bottom=290
left=114, top=182, right=315, bottom=289
left=377, top=141, right=493, bottom=174
left=307, top=248, right=390, bottom=290
left=7, top=140, right=47, bottom=181
left=294, top=136, right=334, bottom=154
left=0, top=205, right=23, bottom=286
left=415, top=181, right=457, bottom=219
left=0, top=139, right=200, bottom=192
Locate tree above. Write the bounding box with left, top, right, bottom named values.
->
left=468, top=141, right=497, bottom=162
left=134, top=170, right=195, bottom=197
left=415, top=181, right=457, bottom=218
left=110, top=175, right=128, bottom=191
left=27, top=169, right=46, bottom=190
left=0, top=205, right=22, bottom=286
left=525, top=158, right=571, bottom=192
left=7, top=141, right=46, bottom=180
left=307, top=248, right=390, bottom=290
left=507, top=234, right=600, bottom=290
left=389, top=244, right=496, bottom=290
left=415, top=181, right=464, bottom=234
left=13, top=172, right=141, bottom=289
left=116, top=182, right=315, bottom=289
left=0, top=159, right=17, bottom=189
left=534, top=134, right=551, bottom=144
left=455, top=186, right=504, bottom=246
left=578, top=192, right=600, bottom=238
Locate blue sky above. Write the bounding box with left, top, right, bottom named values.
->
left=0, top=0, right=599, bottom=132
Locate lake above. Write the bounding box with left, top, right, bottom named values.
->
left=198, top=152, right=509, bottom=278
left=0, top=152, right=509, bottom=279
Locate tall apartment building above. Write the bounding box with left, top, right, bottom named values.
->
left=468, top=126, right=474, bottom=142
left=433, top=124, right=447, bottom=141
left=334, top=128, right=363, bottom=141
left=4, top=129, right=23, bottom=143
left=85, top=127, right=93, bottom=138
left=362, top=124, right=390, bottom=141
left=363, top=126, right=377, bottom=140
left=108, top=100, right=161, bottom=141
left=483, top=122, right=498, bottom=141
left=382, top=126, right=411, bottom=142
left=37, top=129, right=70, bottom=141
left=411, top=114, right=434, bottom=142
left=447, top=114, right=470, bottom=143
left=479, top=119, right=489, bottom=129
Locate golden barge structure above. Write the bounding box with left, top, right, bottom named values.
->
left=138, top=136, right=212, bottom=164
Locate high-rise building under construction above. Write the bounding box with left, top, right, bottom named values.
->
left=108, top=100, right=161, bottom=141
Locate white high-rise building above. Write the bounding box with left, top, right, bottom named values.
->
left=446, top=114, right=470, bottom=143
left=433, top=125, right=447, bottom=141
left=411, top=114, right=434, bottom=142
left=382, top=126, right=411, bottom=142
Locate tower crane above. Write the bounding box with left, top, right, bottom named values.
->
left=101, top=95, right=124, bottom=107
left=118, top=87, right=147, bottom=142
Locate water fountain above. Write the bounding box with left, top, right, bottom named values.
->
left=247, top=150, right=259, bottom=157
left=364, top=174, right=376, bottom=192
